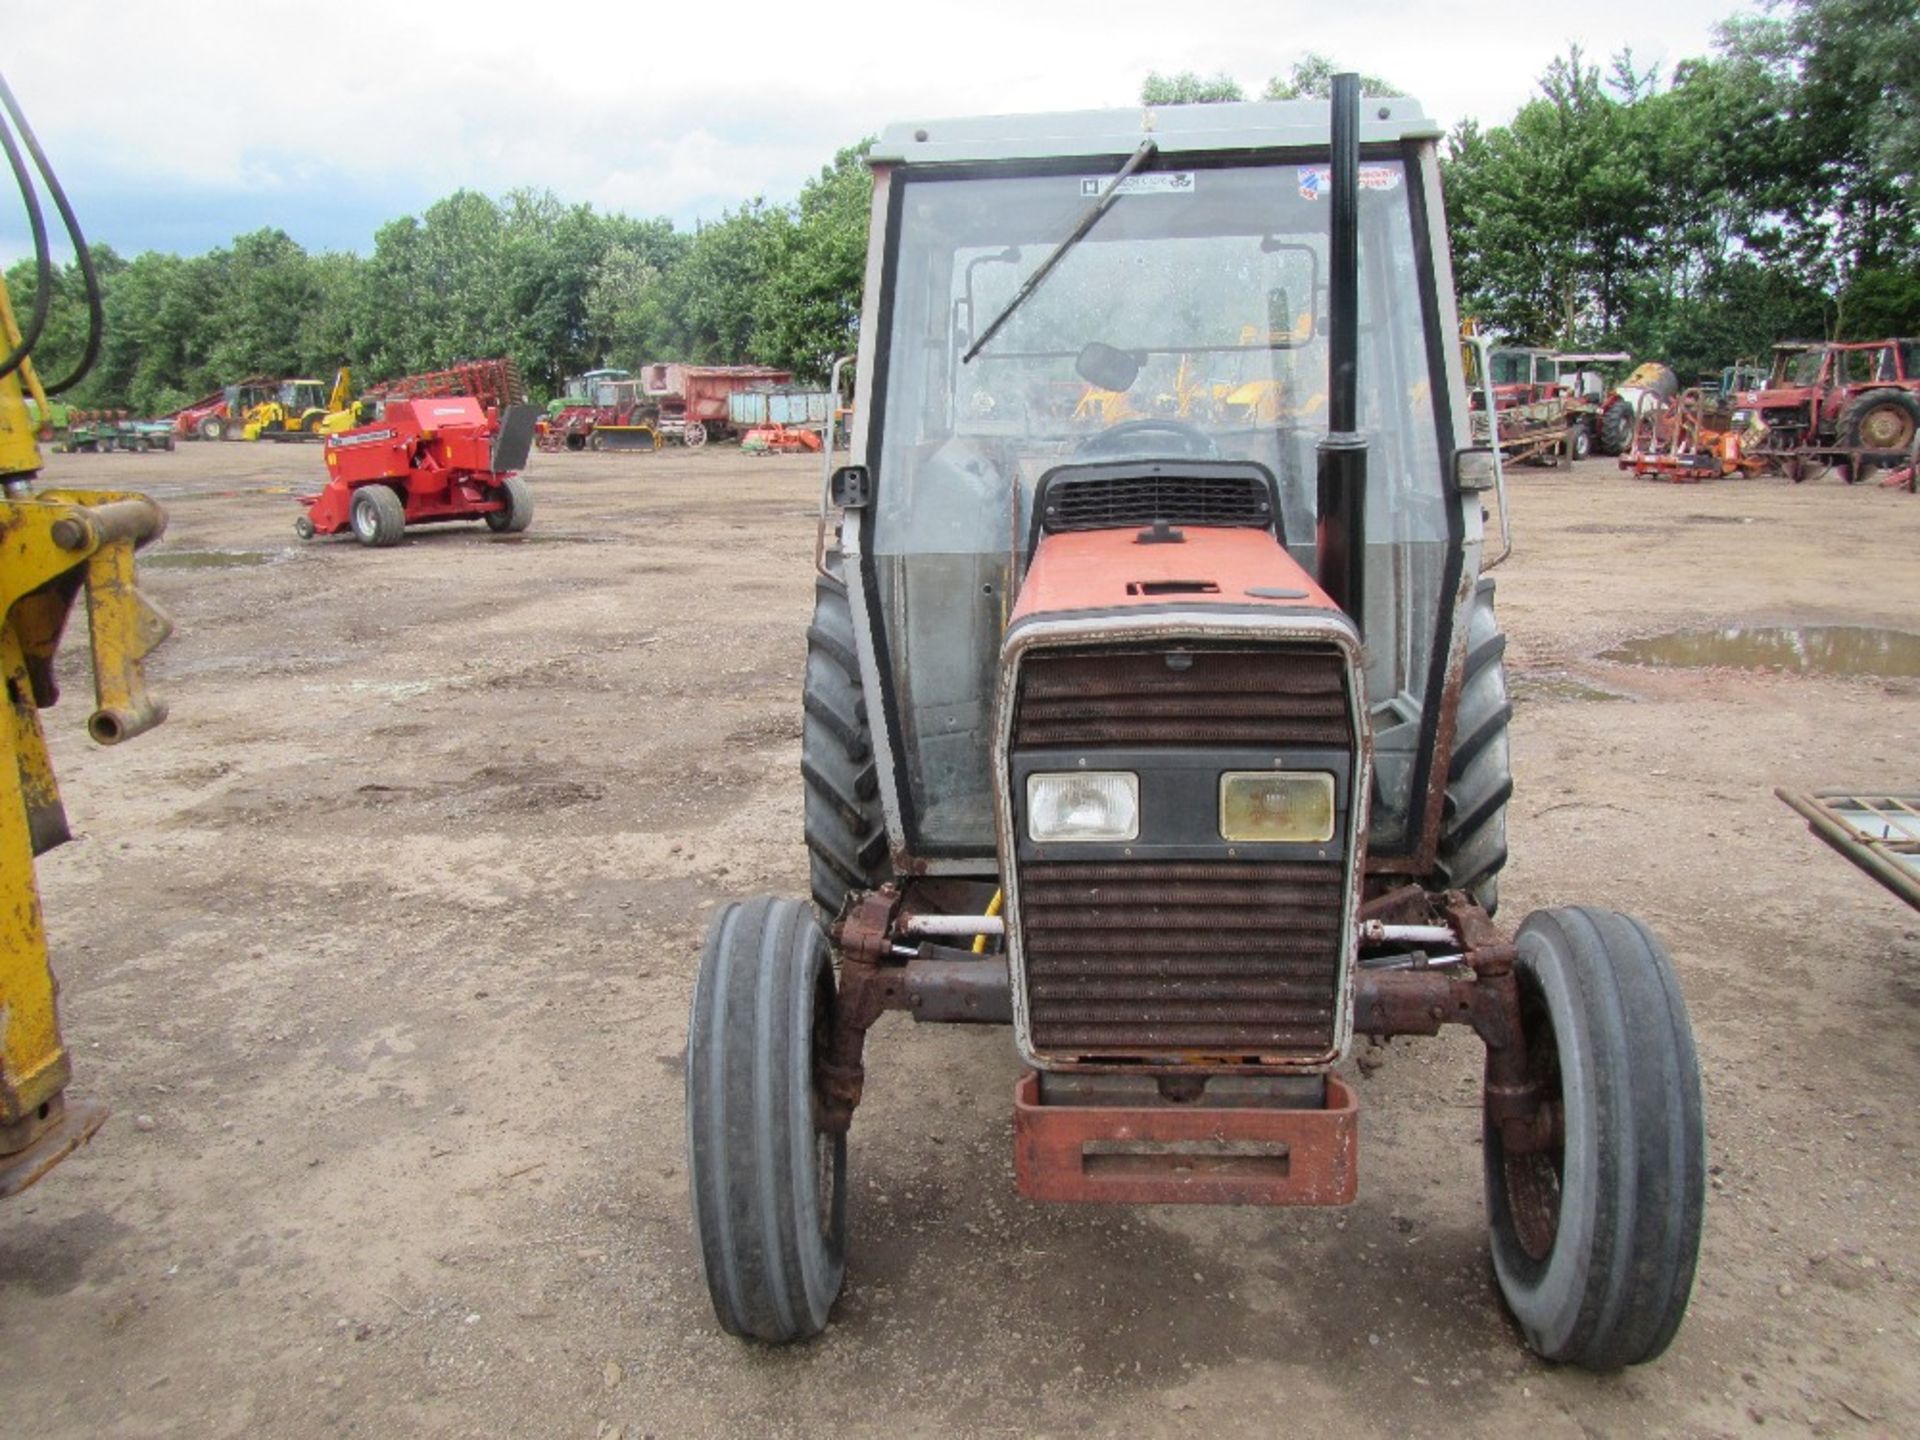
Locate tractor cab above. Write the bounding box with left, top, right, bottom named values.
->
left=684, top=82, right=1705, bottom=1373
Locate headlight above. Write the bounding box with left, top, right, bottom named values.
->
left=1027, top=771, right=1139, bottom=843
left=1219, top=771, right=1336, bottom=844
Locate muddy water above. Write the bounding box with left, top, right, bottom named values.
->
left=1603, top=624, right=1920, bottom=678
left=145, top=549, right=275, bottom=569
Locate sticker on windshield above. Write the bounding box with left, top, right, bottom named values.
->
left=1296, top=165, right=1400, bottom=199
left=1078, top=171, right=1196, bottom=197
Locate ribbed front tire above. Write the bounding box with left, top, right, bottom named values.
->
left=686, top=896, right=847, bottom=1343
left=1485, top=906, right=1706, bottom=1369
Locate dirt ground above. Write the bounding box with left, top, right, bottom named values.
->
left=1, top=439, right=1915, bottom=1439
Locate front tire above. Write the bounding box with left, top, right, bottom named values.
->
left=684, top=420, right=707, bottom=448
left=1433, top=576, right=1511, bottom=913
left=1569, top=420, right=1593, bottom=461
left=803, top=557, right=889, bottom=919
left=1485, top=906, right=1706, bottom=1370
left=485, top=475, right=533, bottom=533
left=350, top=485, right=406, bottom=547
left=1596, top=398, right=1632, bottom=456
left=687, top=896, right=847, bottom=1343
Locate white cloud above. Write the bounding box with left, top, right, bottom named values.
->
left=3, top=0, right=1762, bottom=251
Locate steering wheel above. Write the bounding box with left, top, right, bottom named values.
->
left=1076, top=418, right=1218, bottom=460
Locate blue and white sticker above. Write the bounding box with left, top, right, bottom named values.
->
left=1078, top=171, right=1196, bottom=197
left=1297, top=165, right=1401, bottom=199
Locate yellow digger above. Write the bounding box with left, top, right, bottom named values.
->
left=242, top=366, right=355, bottom=440
left=0, top=72, right=172, bottom=1198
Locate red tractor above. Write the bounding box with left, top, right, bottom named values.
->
left=293, top=396, right=539, bottom=547
left=684, top=81, right=1706, bottom=1371
left=1733, top=338, right=1920, bottom=481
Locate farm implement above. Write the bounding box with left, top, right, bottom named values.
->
left=294, top=395, right=539, bottom=546
left=1618, top=387, right=1767, bottom=482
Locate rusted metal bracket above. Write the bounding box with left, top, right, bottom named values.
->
left=1351, top=893, right=1556, bottom=1155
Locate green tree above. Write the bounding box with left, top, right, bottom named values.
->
left=1261, top=55, right=1400, bottom=100
left=1141, top=72, right=1244, bottom=105
left=753, top=142, right=872, bottom=379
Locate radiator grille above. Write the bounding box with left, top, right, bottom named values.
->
left=1013, top=649, right=1351, bottom=749
left=1011, top=644, right=1355, bottom=1063
left=1019, top=860, right=1345, bottom=1057
left=1042, top=472, right=1272, bottom=532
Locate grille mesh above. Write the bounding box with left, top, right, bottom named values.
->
left=1014, top=649, right=1351, bottom=749
left=1042, top=472, right=1272, bottom=532
left=1011, top=646, right=1355, bottom=1062
left=1019, top=860, right=1345, bottom=1056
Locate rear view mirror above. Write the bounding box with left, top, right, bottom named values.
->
left=1076, top=342, right=1142, bottom=393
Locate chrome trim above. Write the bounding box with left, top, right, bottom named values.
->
left=991, top=608, right=1372, bottom=1073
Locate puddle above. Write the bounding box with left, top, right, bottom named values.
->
left=1603, top=625, right=1920, bottom=678
left=485, top=533, right=610, bottom=546
left=1513, top=672, right=1627, bottom=703
left=145, top=549, right=274, bottom=569
left=1678, top=514, right=1756, bottom=526
left=1565, top=523, right=1663, bottom=536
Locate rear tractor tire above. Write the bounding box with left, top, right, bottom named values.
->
left=485, top=475, right=534, bottom=534
left=1843, top=389, right=1920, bottom=458
left=802, top=556, right=889, bottom=920
left=1485, top=906, right=1706, bottom=1370
left=350, top=484, right=406, bottom=547
left=1595, top=398, right=1632, bottom=456
left=1433, top=576, right=1511, bottom=913
left=687, top=896, right=848, bottom=1343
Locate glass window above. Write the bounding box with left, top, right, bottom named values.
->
left=872, top=158, right=1448, bottom=852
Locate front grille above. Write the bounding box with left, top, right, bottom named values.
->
left=1014, top=649, right=1351, bottom=749
left=1019, top=860, right=1345, bottom=1056
left=1042, top=472, right=1272, bottom=532
left=1010, top=643, right=1355, bottom=1063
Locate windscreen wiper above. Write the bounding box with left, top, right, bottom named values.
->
left=961, top=137, right=1158, bottom=365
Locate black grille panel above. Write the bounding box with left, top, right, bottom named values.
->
left=1019, top=861, right=1345, bottom=1056
left=1014, top=649, right=1351, bottom=749
left=1042, top=472, right=1272, bottom=532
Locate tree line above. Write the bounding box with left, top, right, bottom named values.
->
left=11, top=0, right=1915, bottom=416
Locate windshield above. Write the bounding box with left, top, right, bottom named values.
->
left=1772, top=349, right=1821, bottom=387
left=871, top=158, right=1449, bottom=854
left=1488, top=352, right=1534, bottom=386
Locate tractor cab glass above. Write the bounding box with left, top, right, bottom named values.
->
left=871, top=158, right=1450, bottom=853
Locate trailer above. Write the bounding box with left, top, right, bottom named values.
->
left=639, top=363, right=792, bottom=446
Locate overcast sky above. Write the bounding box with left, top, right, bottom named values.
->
left=5, top=0, right=1765, bottom=263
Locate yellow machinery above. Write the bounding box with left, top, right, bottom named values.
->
left=0, top=73, right=172, bottom=1197
left=242, top=366, right=354, bottom=440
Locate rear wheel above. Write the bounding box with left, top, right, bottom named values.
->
left=350, top=484, right=406, bottom=547
left=485, top=475, right=533, bottom=533
left=1485, top=906, right=1705, bottom=1370
left=803, top=556, right=889, bottom=920
left=1433, top=576, right=1511, bottom=913
left=1595, top=398, right=1632, bottom=456
left=687, top=896, right=847, bottom=1343
left=1843, top=389, right=1920, bottom=456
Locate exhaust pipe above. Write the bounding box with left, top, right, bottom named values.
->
left=1315, top=72, right=1367, bottom=623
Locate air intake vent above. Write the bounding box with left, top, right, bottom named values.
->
left=1014, top=648, right=1351, bottom=749
left=1040, top=467, right=1275, bottom=534
left=1019, top=860, right=1345, bottom=1057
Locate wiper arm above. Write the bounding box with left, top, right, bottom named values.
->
left=961, top=137, right=1158, bottom=365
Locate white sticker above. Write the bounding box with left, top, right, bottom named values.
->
left=1078, top=171, right=1196, bottom=197
left=1296, top=165, right=1401, bottom=200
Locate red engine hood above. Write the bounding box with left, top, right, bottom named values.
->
left=1744, top=387, right=1809, bottom=408
left=1011, top=526, right=1342, bottom=624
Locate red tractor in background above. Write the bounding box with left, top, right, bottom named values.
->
left=1733, top=338, right=1920, bottom=482
left=293, top=396, right=539, bottom=547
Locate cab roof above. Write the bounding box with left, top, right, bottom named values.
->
left=869, top=97, right=1440, bottom=168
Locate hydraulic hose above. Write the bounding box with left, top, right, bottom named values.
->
left=0, top=77, right=51, bottom=384
left=0, top=71, right=102, bottom=393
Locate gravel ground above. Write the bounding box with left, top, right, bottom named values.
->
left=0, top=440, right=1915, bottom=1438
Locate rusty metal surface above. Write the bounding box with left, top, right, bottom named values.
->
left=903, top=957, right=1012, bottom=1024
left=1013, top=1069, right=1358, bottom=1205
left=1777, top=787, right=1920, bottom=911
left=1018, top=859, right=1344, bottom=1059
left=1013, top=648, right=1351, bottom=748
left=0, top=1096, right=107, bottom=1199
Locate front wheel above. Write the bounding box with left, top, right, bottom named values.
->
left=199, top=415, right=227, bottom=441
left=683, top=420, right=707, bottom=448
left=687, top=896, right=847, bottom=1343
left=484, top=475, right=533, bottom=533
left=293, top=514, right=316, bottom=540
left=1485, top=906, right=1705, bottom=1370
left=1569, top=420, right=1593, bottom=461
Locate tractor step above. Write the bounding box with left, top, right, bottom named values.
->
left=0, top=1097, right=109, bottom=1200
left=1012, top=1070, right=1357, bottom=1206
